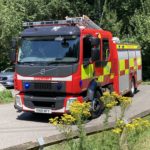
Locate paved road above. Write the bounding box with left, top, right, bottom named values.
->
left=0, top=85, right=150, bottom=149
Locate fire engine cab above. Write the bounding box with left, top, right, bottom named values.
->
left=13, top=16, right=142, bottom=118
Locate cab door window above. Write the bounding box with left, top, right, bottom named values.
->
left=102, top=39, right=110, bottom=61
left=83, top=36, right=92, bottom=62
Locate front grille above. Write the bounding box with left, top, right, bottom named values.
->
left=24, top=95, right=65, bottom=109
left=34, top=83, right=51, bottom=90
left=32, top=101, right=55, bottom=108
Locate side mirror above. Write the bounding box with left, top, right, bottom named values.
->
left=90, top=37, right=100, bottom=46
left=91, top=48, right=100, bottom=62
left=10, top=37, right=18, bottom=63
left=10, top=50, right=16, bottom=63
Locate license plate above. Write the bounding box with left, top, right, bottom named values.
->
left=35, top=108, right=52, bottom=114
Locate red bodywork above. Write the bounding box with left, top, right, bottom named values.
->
left=14, top=24, right=141, bottom=114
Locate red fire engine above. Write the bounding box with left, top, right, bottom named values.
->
left=12, top=16, right=142, bottom=118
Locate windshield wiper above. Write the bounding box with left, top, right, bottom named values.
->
left=47, top=60, right=62, bottom=65
left=55, top=57, right=63, bottom=60
left=47, top=58, right=78, bottom=65
left=17, top=61, right=47, bottom=66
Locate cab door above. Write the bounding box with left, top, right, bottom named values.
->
left=81, top=33, right=101, bottom=89
left=81, top=34, right=94, bottom=89
left=96, top=37, right=111, bottom=85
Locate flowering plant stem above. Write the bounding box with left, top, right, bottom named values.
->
left=120, top=127, right=128, bottom=150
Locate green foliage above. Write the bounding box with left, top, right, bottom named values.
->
left=129, top=0, right=150, bottom=80
left=0, top=0, right=149, bottom=80
left=0, top=90, right=13, bottom=103
left=101, top=10, right=122, bottom=36
left=44, top=130, right=120, bottom=150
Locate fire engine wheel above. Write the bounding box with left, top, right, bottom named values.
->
left=90, top=90, right=104, bottom=119
left=105, top=84, right=114, bottom=93
left=129, top=79, right=135, bottom=97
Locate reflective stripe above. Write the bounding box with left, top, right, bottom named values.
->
left=125, top=69, right=129, bottom=75
left=17, top=74, right=72, bottom=81
left=137, top=57, right=142, bottom=66
left=110, top=73, right=114, bottom=79
left=117, top=44, right=141, bottom=50
left=81, top=62, right=112, bottom=82
left=119, top=58, right=138, bottom=76
left=98, top=75, right=104, bottom=82
left=52, top=76, right=72, bottom=81
left=134, top=66, right=137, bottom=70
left=81, top=64, right=94, bottom=80
left=119, top=59, right=130, bottom=75
left=104, top=62, right=111, bottom=75
left=17, top=75, right=34, bottom=80
left=129, top=58, right=134, bottom=67
left=119, top=60, right=125, bottom=71
left=98, top=62, right=112, bottom=82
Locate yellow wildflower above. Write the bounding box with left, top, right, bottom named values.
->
left=69, top=101, right=91, bottom=119
left=106, top=101, right=117, bottom=108
left=116, top=119, right=125, bottom=127
left=125, top=123, right=135, bottom=130
left=49, top=117, right=59, bottom=126
left=112, top=128, right=122, bottom=134
left=61, top=114, right=76, bottom=125
left=103, top=92, right=110, bottom=97
left=142, top=120, right=150, bottom=127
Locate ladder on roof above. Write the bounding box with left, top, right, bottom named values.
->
left=23, top=15, right=101, bottom=30
left=65, top=15, right=101, bottom=29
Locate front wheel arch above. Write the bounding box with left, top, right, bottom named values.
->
left=90, top=90, right=104, bottom=119
left=86, top=80, right=104, bottom=119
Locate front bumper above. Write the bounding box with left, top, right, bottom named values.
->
left=14, top=93, right=83, bottom=114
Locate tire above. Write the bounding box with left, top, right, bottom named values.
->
left=90, top=90, right=104, bottom=119
left=105, top=84, right=114, bottom=93
left=108, top=84, right=114, bottom=93
left=129, top=79, right=135, bottom=97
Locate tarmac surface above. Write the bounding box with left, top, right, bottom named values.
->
left=0, top=85, right=150, bottom=149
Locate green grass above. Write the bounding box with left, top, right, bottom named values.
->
left=131, top=130, right=150, bottom=150
left=0, top=90, right=13, bottom=103
left=142, top=81, right=150, bottom=85
left=129, top=115, right=150, bottom=150
left=44, top=130, right=120, bottom=150
left=45, top=115, right=150, bottom=150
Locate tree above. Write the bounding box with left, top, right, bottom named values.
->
left=0, top=0, right=149, bottom=80
left=130, top=0, right=150, bottom=79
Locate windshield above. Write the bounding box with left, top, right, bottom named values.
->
left=18, top=36, right=80, bottom=64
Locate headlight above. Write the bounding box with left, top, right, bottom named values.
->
left=15, top=95, right=22, bottom=108
left=66, top=98, right=77, bottom=110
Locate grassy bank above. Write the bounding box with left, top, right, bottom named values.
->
left=45, top=115, right=150, bottom=150
left=0, top=90, right=13, bottom=103
left=44, top=130, right=119, bottom=150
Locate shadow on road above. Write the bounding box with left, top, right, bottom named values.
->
left=16, top=112, right=92, bottom=124
left=124, top=89, right=140, bottom=97
left=17, top=112, right=62, bottom=123
left=135, top=89, right=140, bottom=94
